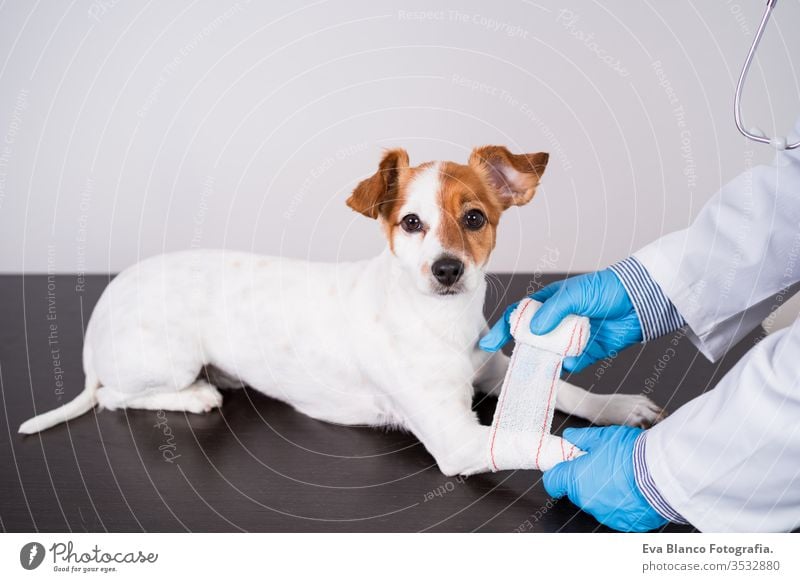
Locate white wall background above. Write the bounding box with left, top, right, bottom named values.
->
left=0, top=0, right=798, bottom=274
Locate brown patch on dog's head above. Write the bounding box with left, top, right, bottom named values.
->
left=436, top=161, right=502, bottom=267
left=434, top=147, right=549, bottom=266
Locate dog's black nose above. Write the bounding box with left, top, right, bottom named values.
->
left=431, top=258, right=464, bottom=287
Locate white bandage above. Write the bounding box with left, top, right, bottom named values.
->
left=488, top=298, right=590, bottom=471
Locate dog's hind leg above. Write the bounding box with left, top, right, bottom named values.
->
left=471, top=349, right=509, bottom=396
left=97, top=380, right=223, bottom=414
left=554, top=379, right=664, bottom=428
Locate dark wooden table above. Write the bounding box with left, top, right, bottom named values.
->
left=0, top=273, right=760, bottom=532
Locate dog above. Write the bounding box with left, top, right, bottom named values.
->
left=19, top=146, right=662, bottom=475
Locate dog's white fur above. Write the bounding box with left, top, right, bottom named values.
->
left=19, top=154, right=662, bottom=475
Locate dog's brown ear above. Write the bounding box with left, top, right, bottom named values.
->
left=347, top=148, right=410, bottom=219
left=469, top=146, right=549, bottom=209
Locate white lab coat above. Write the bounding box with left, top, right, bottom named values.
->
left=633, top=117, right=800, bottom=532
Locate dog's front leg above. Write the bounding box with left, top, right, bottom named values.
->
left=395, top=386, right=492, bottom=477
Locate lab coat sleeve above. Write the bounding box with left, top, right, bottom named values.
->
left=635, top=119, right=800, bottom=361
left=610, top=256, right=686, bottom=341
left=643, top=317, right=800, bottom=532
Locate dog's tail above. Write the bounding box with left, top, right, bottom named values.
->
left=18, top=344, right=100, bottom=434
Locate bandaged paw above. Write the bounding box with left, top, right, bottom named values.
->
left=488, top=298, right=590, bottom=471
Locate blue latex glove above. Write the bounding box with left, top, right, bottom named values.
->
left=479, top=269, right=643, bottom=373
left=543, top=426, right=668, bottom=532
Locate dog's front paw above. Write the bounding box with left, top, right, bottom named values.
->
left=589, top=393, right=665, bottom=428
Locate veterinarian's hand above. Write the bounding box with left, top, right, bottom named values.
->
left=479, top=269, right=642, bottom=373
left=542, top=426, right=667, bottom=532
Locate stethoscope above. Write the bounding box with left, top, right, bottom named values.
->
left=734, top=0, right=799, bottom=150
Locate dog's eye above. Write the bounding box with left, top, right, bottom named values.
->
left=401, top=214, right=422, bottom=233
left=463, top=209, right=486, bottom=230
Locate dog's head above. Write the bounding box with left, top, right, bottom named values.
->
left=347, top=146, right=549, bottom=296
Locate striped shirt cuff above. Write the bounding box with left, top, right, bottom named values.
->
left=633, top=432, right=689, bottom=524
left=609, top=256, right=686, bottom=341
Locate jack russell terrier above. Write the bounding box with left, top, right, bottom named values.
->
left=20, top=146, right=662, bottom=475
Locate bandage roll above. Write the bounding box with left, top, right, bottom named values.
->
left=487, top=298, right=590, bottom=472
left=508, top=298, right=590, bottom=356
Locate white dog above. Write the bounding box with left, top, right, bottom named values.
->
left=20, top=146, right=662, bottom=475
